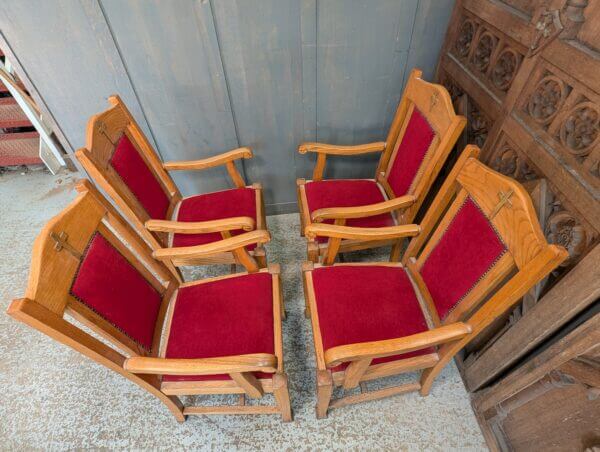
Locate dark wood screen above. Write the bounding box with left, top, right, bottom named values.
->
left=435, top=0, right=600, bottom=392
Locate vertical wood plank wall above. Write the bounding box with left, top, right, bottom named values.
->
left=0, top=0, right=454, bottom=213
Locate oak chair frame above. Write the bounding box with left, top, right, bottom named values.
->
left=301, top=146, right=568, bottom=418
left=297, top=69, right=467, bottom=264
left=75, top=95, right=268, bottom=280
left=7, top=180, right=292, bottom=422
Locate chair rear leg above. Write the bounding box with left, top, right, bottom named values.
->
left=307, top=241, right=319, bottom=264
left=273, top=372, right=293, bottom=422
left=316, top=370, right=333, bottom=419
left=390, top=239, right=403, bottom=262
left=254, top=246, right=268, bottom=268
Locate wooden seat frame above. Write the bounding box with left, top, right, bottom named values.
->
left=297, top=69, right=466, bottom=264
left=7, top=180, right=292, bottom=423
left=302, top=146, right=568, bottom=418
left=75, top=95, right=267, bottom=281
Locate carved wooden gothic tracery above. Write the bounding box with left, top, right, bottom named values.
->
left=527, top=75, right=568, bottom=125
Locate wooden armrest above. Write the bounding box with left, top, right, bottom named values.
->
left=298, top=141, right=386, bottom=155
left=124, top=353, right=277, bottom=375
left=311, top=195, right=416, bottom=222
left=145, top=217, right=255, bottom=234
left=304, top=223, right=420, bottom=241
left=324, top=323, right=472, bottom=367
left=163, top=147, right=253, bottom=171
left=153, top=229, right=270, bottom=261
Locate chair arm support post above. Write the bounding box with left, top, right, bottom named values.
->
left=145, top=217, right=255, bottom=234
left=124, top=353, right=277, bottom=376
left=324, top=322, right=472, bottom=368
left=311, top=195, right=416, bottom=222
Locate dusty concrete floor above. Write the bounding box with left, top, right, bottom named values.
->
left=0, top=167, right=486, bottom=450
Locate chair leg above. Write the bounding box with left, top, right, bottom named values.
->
left=390, top=240, right=403, bottom=262
left=161, top=394, right=186, bottom=423
left=419, top=362, right=444, bottom=396
left=273, top=372, right=293, bottom=422
left=316, top=370, right=333, bottom=419
left=297, top=178, right=306, bottom=237
left=301, top=262, right=313, bottom=319
left=254, top=246, right=268, bottom=268
left=307, top=241, right=319, bottom=264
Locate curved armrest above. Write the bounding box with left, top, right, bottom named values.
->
left=311, top=195, right=416, bottom=222
left=324, top=323, right=472, bottom=367
left=124, top=353, right=277, bottom=375
left=298, top=141, right=385, bottom=155
left=163, top=147, right=253, bottom=171
left=305, top=223, right=420, bottom=241
left=153, top=229, right=270, bottom=262
left=145, top=217, right=255, bottom=234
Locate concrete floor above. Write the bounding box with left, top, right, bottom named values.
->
left=0, top=167, right=486, bottom=450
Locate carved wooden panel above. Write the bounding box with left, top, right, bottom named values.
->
left=436, top=1, right=600, bottom=441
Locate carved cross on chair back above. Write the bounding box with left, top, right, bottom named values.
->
left=50, top=231, right=82, bottom=259
left=490, top=189, right=514, bottom=219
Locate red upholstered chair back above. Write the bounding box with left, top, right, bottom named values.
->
left=15, top=180, right=177, bottom=359
left=404, top=152, right=566, bottom=327
left=376, top=69, right=466, bottom=225
left=75, top=95, right=181, bottom=248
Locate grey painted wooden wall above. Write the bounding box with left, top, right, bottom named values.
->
left=0, top=0, right=454, bottom=214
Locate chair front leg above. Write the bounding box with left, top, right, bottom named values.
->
left=273, top=372, right=293, bottom=422
left=316, top=369, right=334, bottom=419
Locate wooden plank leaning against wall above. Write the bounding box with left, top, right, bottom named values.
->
left=434, top=0, right=600, bottom=393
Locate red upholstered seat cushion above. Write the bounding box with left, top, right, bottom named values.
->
left=386, top=108, right=436, bottom=197
left=172, top=188, right=257, bottom=250
left=70, top=233, right=162, bottom=350
left=110, top=134, right=170, bottom=220
left=311, top=265, right=434, bottom=371
left=163, top=272, right=274, bottom=381
left=420, top=197, right=507, bottom=320
left=304, top=179, right=395, bottom=243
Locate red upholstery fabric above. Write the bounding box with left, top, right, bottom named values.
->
left=386, top=108, right=436, bottom=197
left=172, top=188, right=257, bottom=250
left=163, top=272, right=274, bottom=381
left=311, top=265, right=434, bottom=371
left=304, top=179, right=395, bottom=243
left=420, top=197, right=507, bottom=320
left=110, top=134, right=170, bottom=220
left=70, top=233, right=162, bottom=350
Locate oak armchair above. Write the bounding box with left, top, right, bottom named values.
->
left=75, top=95, right=267, bottom=280
left=302, top=146, right=568, bottom=418
left=297, top=69, right=466, bottom=263
left=7, top=180, right=292, bottom=422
